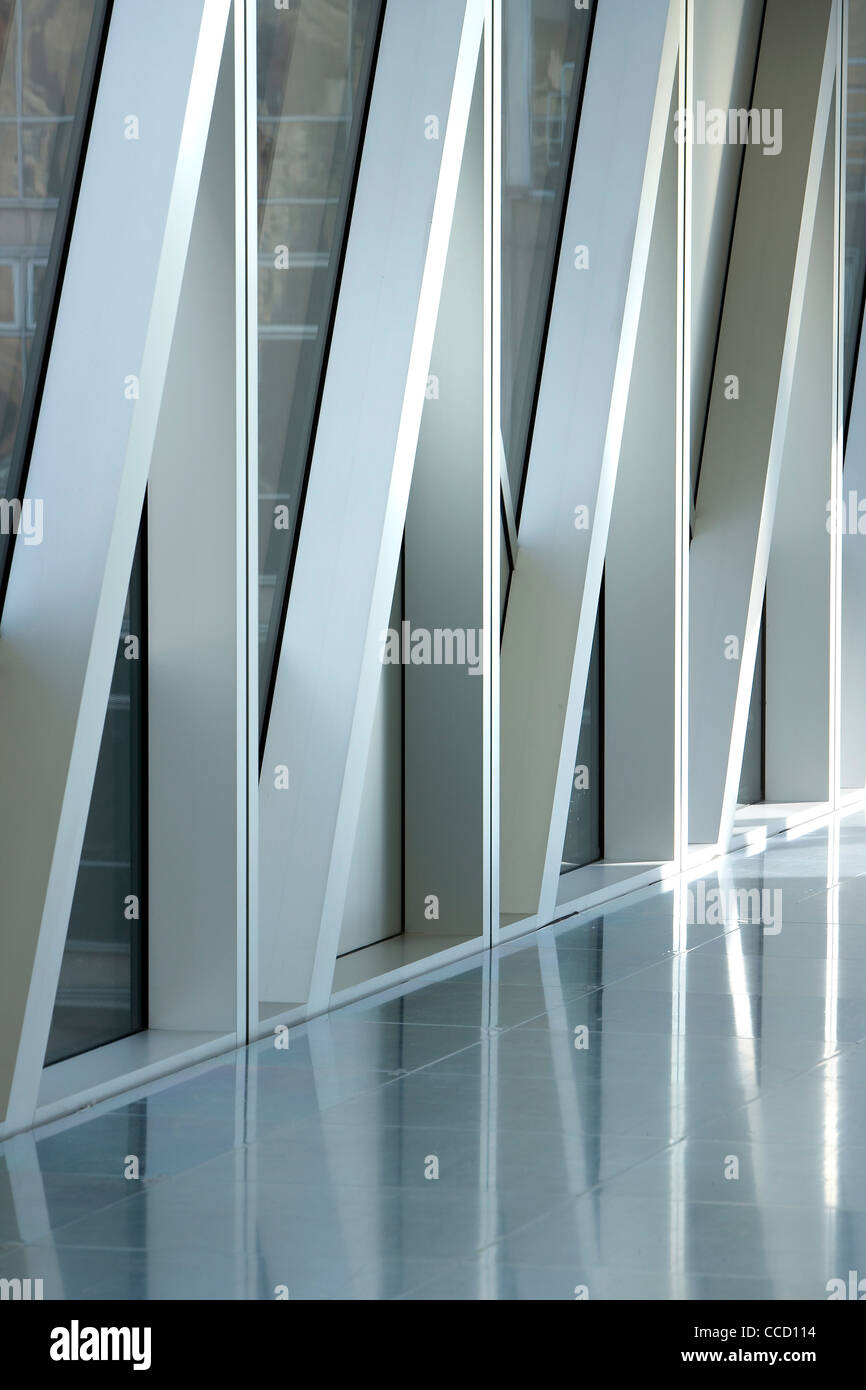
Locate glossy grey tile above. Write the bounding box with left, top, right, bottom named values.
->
left=3, top=819, right=866, bottom=1299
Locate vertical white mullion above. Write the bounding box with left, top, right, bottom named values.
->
left=243, top=0, right=259, bottom=1044
left=677, top=0, right=691, bottom=870
left=235, top=104, right=258, bottom=1226
left=486, top=0, right=499, bottom=947
left=232, top=0, right=246, bottom=1047
left=477, top=0, right=499, bottom=1298
left=831, top=0, right=846, bottom=810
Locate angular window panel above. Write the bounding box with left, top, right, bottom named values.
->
left=0, top=0, right=109, bottom=609
left=845, top=0, right=866, bottom=434
left=257, top=0, right=383, bottom=740
left=561, top=600, right=602, bottom=872
left=45, top=524, right=147, bottom=1067
left=501, top=0, right=593, bottom=514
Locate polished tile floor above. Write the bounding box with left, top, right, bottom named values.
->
left=4, top=814, right=866, bottom=1299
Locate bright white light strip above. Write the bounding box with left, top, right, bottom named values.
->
left=240, top=0, right=258, bottom=1044
left=480, top=0, right=498, bottom=1302
left=485, top=0, right=498, bottom=945
left=715, top=860, right=758, bottom=1057
left=676, top=0, right=691, bottom=870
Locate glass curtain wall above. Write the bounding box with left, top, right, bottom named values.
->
left=257, top=0, right=382, bottom=740
left=0, top=0, right=108, bottom=607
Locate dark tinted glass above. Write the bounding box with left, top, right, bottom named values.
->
left=46, top=526, right=146, bottom=1066
left=0, top=0, right=107, bottom=606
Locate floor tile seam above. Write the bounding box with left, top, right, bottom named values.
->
left=685, top=1065, right=860, bottom=1134
left=11, top=1173, right=205, bottom=1247
left=391, top=1057, right=831, bottom=1086
left=308, top=1041, right=499, bottom=1102
left=399, top=1256, right=835, bottom=1284
left=512, top=1015, right=865, bottom=1043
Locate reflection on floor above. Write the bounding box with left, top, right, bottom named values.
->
left=4, top=810, right=866, bottom=1300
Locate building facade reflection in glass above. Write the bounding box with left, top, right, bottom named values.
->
left=0, top=0, right=106, bottom=604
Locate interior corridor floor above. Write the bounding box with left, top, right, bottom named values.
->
left=3, top=810, right=866, bottom=1300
